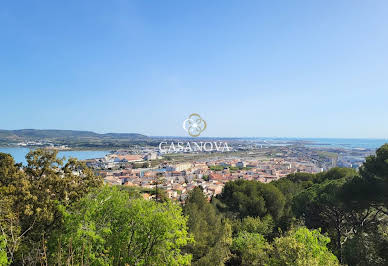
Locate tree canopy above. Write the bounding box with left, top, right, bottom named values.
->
left=183, top=187, right=232, bottom=265
left=50, top=186, right=192, bottom=265
left=217, top=179, right=285, bottom=220
left=0, top=149, right=102, bottom=264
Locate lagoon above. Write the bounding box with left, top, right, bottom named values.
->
left=0, top=147, right=109, bottom=165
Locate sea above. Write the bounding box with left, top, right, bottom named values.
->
left=0, top=147, right=110, bottom=165
left=301, top=138, right=388, bottom=149
left=249, top=138, right=388, bottom=150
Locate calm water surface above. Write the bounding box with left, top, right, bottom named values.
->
left=0, top=147, right=109, bottom=164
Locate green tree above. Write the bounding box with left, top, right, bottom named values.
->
left=292, top=178, right=349, bottom=257
left=342, top=224, right=388, bottom=266
left=357, top=144, right=388, bottom=209
left=217, top=180, right=285, bottom=220
left=0, top=149, right=103, bottom=264
left=285, top=172, right=315, bottom=186
left=231, top=231, right=271, bottom=266
left=0, top=153, right=33, bottom=264
left=270, top=227, right=339, bottom=266
left=238, top=215, right=274, bottom=238
left=0, top=235, right=8, bottom=266
left=336, top=144, right=388, bottom=265
left=194, top=222, right=232, bottom=266
left=316, top=167, right=357, bottom=183
left=291, top=167, right=379, bottom=254
left=153, top=172, right=166, bottom=202
left=183, top=187, right=232, bottom=265
left=229, top=226, right=338, bottom=266
left=51, top=186, right=192, bottom=265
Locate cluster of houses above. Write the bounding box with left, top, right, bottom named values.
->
left=84, top=151, right=159, bottom=169
left=90, top=155, right=323, bottom=202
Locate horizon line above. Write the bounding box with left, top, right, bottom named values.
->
left=1, top=128, right=387, bottom=140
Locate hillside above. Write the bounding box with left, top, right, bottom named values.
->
left=0, top=129, right=149, bottom=148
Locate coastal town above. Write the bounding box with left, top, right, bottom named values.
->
left=83, top=143, right=372, bottom=202
left=1, top=130, right=375, bottom=202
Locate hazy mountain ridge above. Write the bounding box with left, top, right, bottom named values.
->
left=0, top=129, right=148, bottom=146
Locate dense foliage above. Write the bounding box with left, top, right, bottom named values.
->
left=0, top=149, right=103, bottom=264
left=183, top=187, right=232, bottom=265
left=1, top=144, right=388, bottom=265
left=230, top=227, right=339, bottom=266
left=50, top=186, right=192, bottom=265
left=0, top=235, right=7, bottom=266
left=217, top=180, right=285, bottom=220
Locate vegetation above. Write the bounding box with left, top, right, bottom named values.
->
left=183, top=187, right=232, bottom=265
left=202, top=174, right=209, bottom=181
left=50, top=186, right=192, bottom=265
left=0, top=149, right=102, bottom=264
left=270, top=227, right=339, bottom=265
left=0, top=235, right=8, bottom=266
left=1, top=144, right=388, bottom=265
left=217, top=179, right=285, bottom=220
left=230, top=227, right=339, bottom=266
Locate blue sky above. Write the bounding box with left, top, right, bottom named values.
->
left=1, top=0, right=388, bottom=138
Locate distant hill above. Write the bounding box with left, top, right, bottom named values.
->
left=0, top=129, right=149, bottom=148
left=0, top=129, right=147, bottom=139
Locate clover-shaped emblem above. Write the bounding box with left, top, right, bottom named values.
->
left=183, top=113, right=207, bottom=137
